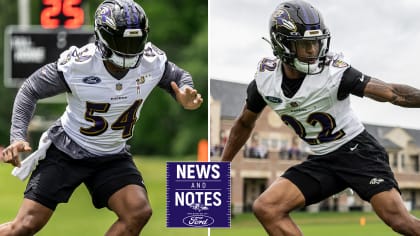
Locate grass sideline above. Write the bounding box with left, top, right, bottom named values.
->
left=0, top=156, right=207, bottom=236
left=211, top=208, right=420, bottom=236
left=2, top=157, right=419, bottom=236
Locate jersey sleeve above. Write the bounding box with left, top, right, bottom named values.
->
left=10, top=62, right=69, bottom=143
left=246, top=80, right=266, bottom=113
left=337, top=66, right=371, bottom=100
left=56, top=45, right=79, bottom=75
left=56, top=44, right=96, bottom=90
left=158, top=61, right=194, bottom=99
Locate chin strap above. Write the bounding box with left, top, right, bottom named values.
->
left=293, top=58, right=323, bottom=75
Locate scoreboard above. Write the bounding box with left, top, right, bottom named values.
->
left=3, top=1, right=92, bottom=88
left=41, top=0, right=84, bottom=29
left=4, top=26, right=94, bottom=88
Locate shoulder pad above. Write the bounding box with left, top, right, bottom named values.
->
left=57, top=44, right=96, bottom=74
left=57, top=44, right=96, bottom=66
left=143, top=42, right=166, bottom=58
left=325, top=52, right=350, bottom=69
left=141, top=42, right=167, bottom=67
left=332, top=59, right=349, bottom=68
left=254, top=57, right=280, bottom=92
left=256, top=57, right=279, bottom=74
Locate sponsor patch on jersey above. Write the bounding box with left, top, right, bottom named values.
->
left=332, top=59, right=349, bottom=68
left=82, top=76, right=101, bottom=84
left=265, top=96, right=283, bottom=104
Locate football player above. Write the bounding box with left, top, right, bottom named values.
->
left=0, top=0, right=202, bottom=235
left=221, top=0, right=420, bottom=235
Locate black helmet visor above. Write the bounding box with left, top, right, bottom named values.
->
left=98, top=26, right=147, bottom=55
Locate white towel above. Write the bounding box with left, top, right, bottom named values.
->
left=12, top=131, right=52, bottom=181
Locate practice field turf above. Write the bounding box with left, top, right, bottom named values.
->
left=211, top=208, right=420, bottom=236
left=0, top=157, right=207, bottom=236
left=2, top=157, right=418, bottom=236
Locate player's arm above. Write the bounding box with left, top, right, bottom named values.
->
left=364, top=78, right=420, bottom=107
left=338, top=66, right=420, bottom=107
left=2, top=62, right=69, bottom=167
left=221, top=106, right=261, bottom=162
left=221, top=80, right=266, bottom=162
left=158, top=61, right=203, bottom=110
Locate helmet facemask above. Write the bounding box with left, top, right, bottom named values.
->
left=268, top=0, right=331, bottom=75
left=95, top=27, right=147, bottom=69
left=271, top=31, right=330, bottom=74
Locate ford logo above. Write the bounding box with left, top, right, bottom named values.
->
left=265, top=96, right=282, bottom=103
left=82, top=76, right=101, bottom=84
left=182, top=215, right=215, bottom=227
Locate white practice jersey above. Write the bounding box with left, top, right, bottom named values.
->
left=57, top=42, right=166, bottom=155
left=254, top=53, right=365, bottom=155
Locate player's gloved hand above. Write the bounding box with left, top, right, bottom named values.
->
left=1, top=140, right=32, bottom=167
left=171, top=81, right=203, bottom=110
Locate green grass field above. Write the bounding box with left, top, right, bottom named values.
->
left=211, top=211, right=404, bottom=236
left=0, top=157, right=207, bottom=236
left=1, top=157, right=417, bottom=236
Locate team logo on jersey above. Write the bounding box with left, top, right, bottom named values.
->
left=82, top=76, right=101, bottom=84
left=58, top=52, right=72, bottom=65
left=74, top=48, right=92, bottom=62
left=265, top=96, right=283, bottom=104
left=116, top=83, right=123, bottom=91
left=332, top=59, right=349, bottom=68
left=369, top=178, right=384, bottom=185
left=144, top=44, right=164, bottom=57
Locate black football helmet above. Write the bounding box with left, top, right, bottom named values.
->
left=268, top=0, right=330, bottom=74
left=94, top=0, right=149, bottom=69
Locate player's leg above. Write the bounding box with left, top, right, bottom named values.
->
left=338, top=131, right=420, bottom=234
left=253, top=156, right=347, bottom=236
left=0, top=199, right=53, bottom=235
left=252, top=177, right=305, bottom=236
left=85, top=154, right=151, bottom=236
left=106, top=185, right=152, bottom=236
left=0, top=144, right=87, bottom=235
left=371, top=188, right=420, bottom=235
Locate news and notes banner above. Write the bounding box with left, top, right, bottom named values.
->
left=166, top=162, right=231, bottom=228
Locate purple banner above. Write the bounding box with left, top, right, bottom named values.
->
left=166, top=162, right=231, bottom=228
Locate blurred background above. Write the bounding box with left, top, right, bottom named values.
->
left=0, top=0, right=208, bottom=235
